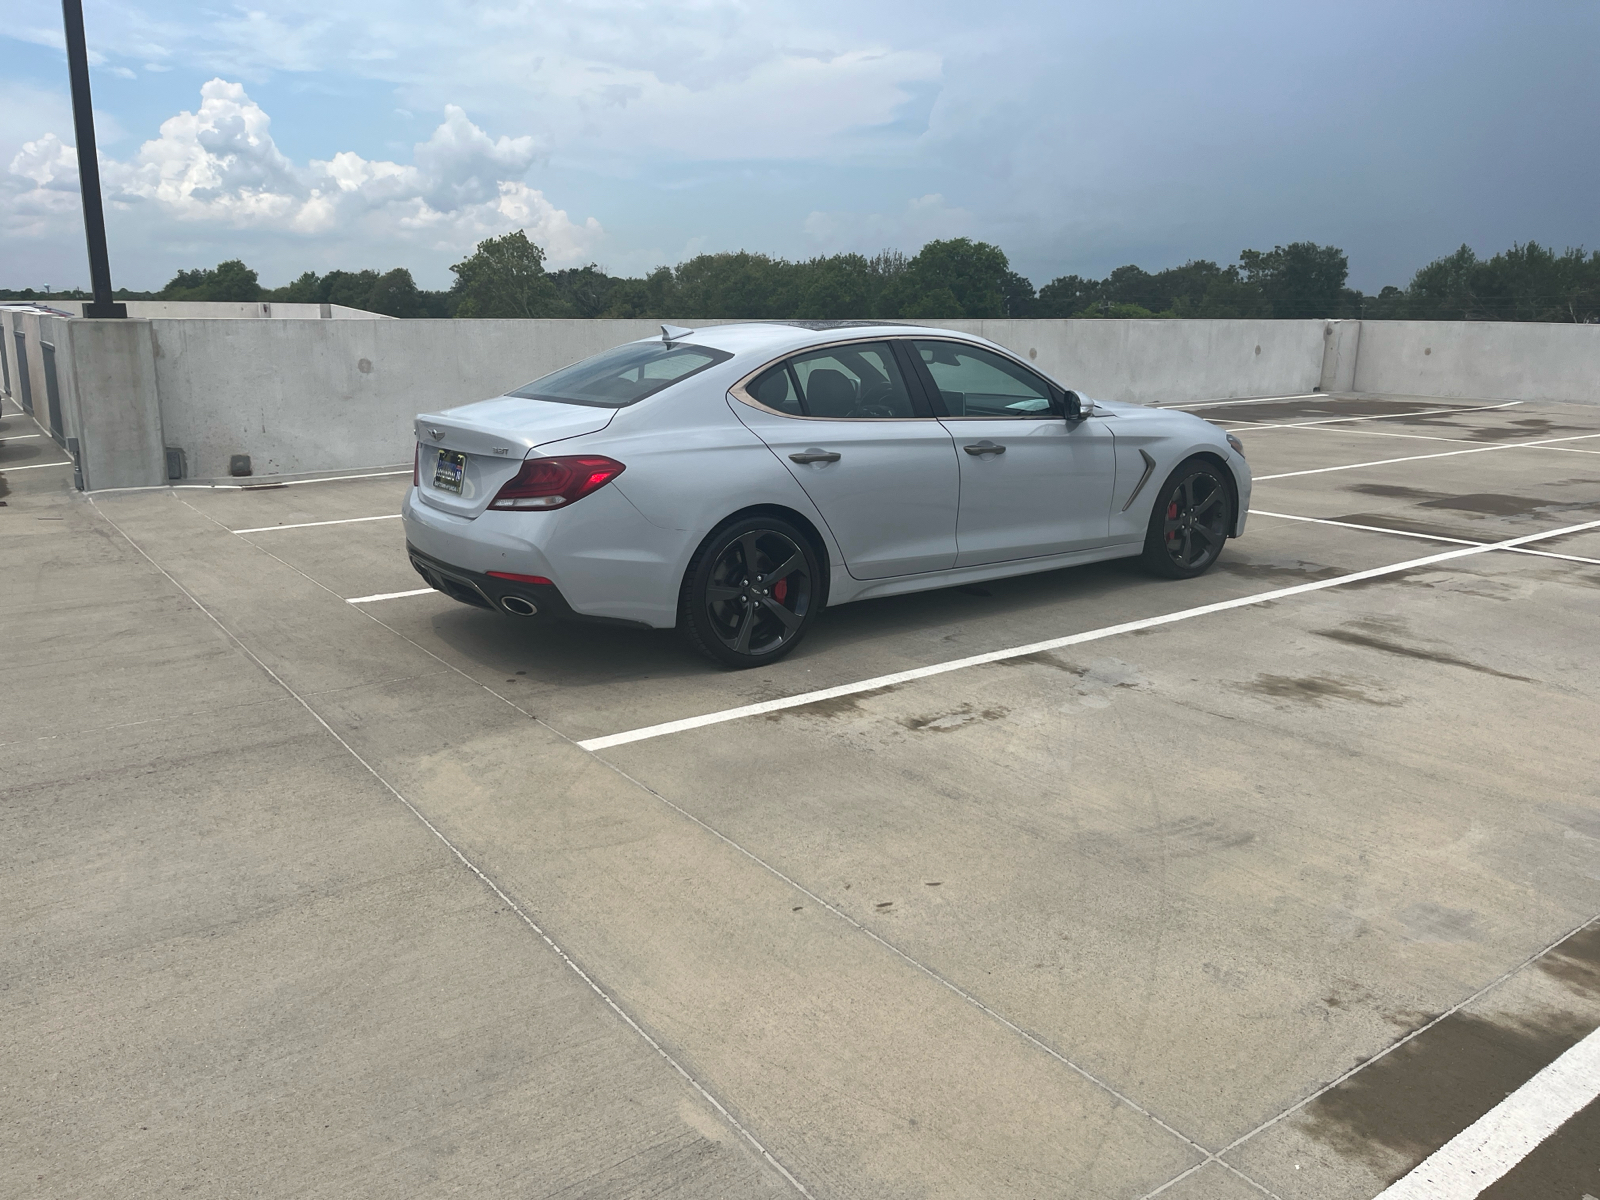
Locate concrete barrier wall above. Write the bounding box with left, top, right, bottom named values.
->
left=28, top=312, right=1599, bottom=490
left=149, top=318, right=719, bottom=481
left=941, top=318, right=1327, bottom=406
left=1353, top=320, right=1600, bottom=403
left=143, top=316, right=1329, bottom=481
left=49, top=300, right=385, bottom=320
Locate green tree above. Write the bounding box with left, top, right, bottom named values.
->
left=159, top=259, right=262, bottom=302
left=449, top=231, right=562, bottom=318
left=794, top=254, right=874, bottom=319
left=367, top=268, right=424, bottom=318
left=601, top=266, right=679, bottom=318
left=884, top=238, right=1011, bottom=318
left=550, top=265, right=619, bottom=318
left=1239, top=242, right=1348, bottom=318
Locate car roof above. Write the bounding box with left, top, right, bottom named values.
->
left=665, top=320, right=1001, bottom=359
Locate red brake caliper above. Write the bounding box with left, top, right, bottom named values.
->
left=1166, top=500, right=1178, bottom=541
left=773, top=578, right=788, bottom=603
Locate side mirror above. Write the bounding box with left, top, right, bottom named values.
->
left=1064, top=390, right=1091, bottom=420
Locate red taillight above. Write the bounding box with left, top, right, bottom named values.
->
left=487, top=571, right=553, bottom=585
left=413, top=441, right=421, bottom=487
left=489, top=455, right=626, bottom=510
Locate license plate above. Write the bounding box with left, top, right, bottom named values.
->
left=432, top=449, right=466, bottom=494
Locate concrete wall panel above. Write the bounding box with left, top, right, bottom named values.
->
left=1353, top=320, right=1600, bottom=403
left=64, top=319, right=166, bottom=490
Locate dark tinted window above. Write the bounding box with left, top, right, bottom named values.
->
left=914, top=340, right=1057, bottom=417
left=749, top=364, right=804, bottom=415
left=511, top=341, right=731, bottom=408
left=789, top=342, right=917, bottom=418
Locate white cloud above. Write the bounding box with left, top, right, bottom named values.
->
left=5, top=79, right=602, bottom=264
left=803, top=193, right=970, bottom=253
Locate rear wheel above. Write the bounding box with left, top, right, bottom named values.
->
left=1140, top=457, right=1233, bottom=578
left=681, top=517, right=820, bottom=668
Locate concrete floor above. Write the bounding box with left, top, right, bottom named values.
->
left=4, top=391, right=1600, bottom=1199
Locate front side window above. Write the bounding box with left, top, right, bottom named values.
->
left=748, top=342, right=919, bottom=419
left=914, top=341, right=1058, bottom=418
left=511, top=341, right=732, bottom=408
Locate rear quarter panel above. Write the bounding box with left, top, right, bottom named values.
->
left=552, top=384, right=846, bottom=607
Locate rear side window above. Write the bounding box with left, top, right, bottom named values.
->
left=749, top=364, right=804, bottom=415
left=746, top=341, right=919, bottom=419
left=511, top=341, right=732, bottom=408
left=913, top=340, right=1058, bottom=418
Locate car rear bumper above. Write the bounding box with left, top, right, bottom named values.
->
left=407, top=544, right=651, bottom=629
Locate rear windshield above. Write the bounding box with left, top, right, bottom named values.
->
left=510, top=341, right=732, bottom=408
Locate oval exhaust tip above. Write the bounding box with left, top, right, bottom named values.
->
left=501, top=596, right=538, bottom=617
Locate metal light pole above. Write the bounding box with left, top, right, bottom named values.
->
left=61, top=0, right=125, bottom=317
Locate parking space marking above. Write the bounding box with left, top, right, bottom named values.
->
left=1253, top=432, right=1600, bottom=482
left=0, top=432, right=44, bottom=439
left=1224, top=401, right=1520, bottom=434
left=346, top=587, right=436, bottom=604
left=1250, top=510, right=1600, bottom=566
left=233, top=513, right=402, bottom=534
left=87, top=468, right=410, bottom=496
left=578, top=516, right=1600, bottom=753
left=1370, top=1022, right=1600, bottom=1199
left=1159, top=393, right=1327, bottom=410
left=3, top=459, right=75, bottom=470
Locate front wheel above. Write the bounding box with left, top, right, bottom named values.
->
left=680, top=517, right=820, bottom=668
left=1140, top=457, right=1234, bottom=578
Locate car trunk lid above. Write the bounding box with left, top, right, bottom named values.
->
left=413, top=398, right=615, bottom=518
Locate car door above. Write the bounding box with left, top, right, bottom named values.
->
left=729, top=340, right=960, bottom=579
left=908, top=338, right=1117, bottom=567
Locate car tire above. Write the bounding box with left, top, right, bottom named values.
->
left=680, top=516, right=821, bottom=668
left=1140, top=456, right=1234, bottom=579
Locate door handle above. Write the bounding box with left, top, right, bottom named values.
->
left=789, top=449, right=841, bottom=464
left=963, top=440, right=1006, bottom=456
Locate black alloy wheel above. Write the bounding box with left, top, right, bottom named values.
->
left=1141, top=457, right=1234, bottom=578
left=681, top=516, right=819, bottom=668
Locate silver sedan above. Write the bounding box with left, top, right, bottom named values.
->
left=401, top=321, right=1251, bottom=667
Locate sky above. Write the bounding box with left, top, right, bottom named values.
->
left=3, top=0, right=1597, bottom=294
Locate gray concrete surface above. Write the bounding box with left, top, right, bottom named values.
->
left=3, top=388, right=1599, bottom=1199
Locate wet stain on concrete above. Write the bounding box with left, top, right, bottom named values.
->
left=1216, top=559, right=1345, bottom=582
left=1418, top=492, right=1598, bottom=518
left=1332, top=511, right=1483, bottom=542
left=1314, top=627, right=1534, bottom=681
left=901, top=703, right=1009, bottom=733
left=1297, top=1009, right=1592, bottom=1180
left=1537, top=923, right=1600, bottom=1001
left=998, top=650, right=1085, bottom=674
left=1349, top=483, right=1444, bottom=500
left=768, top=684, right=901, bottom=720
left=0, top=473, right=10, bottom=501
left=1243, top=673, right=1399, bottom=706
left=1459, top=418, right=1593, bottom=442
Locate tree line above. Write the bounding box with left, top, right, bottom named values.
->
left=7, top=234, right=1597, bottom=322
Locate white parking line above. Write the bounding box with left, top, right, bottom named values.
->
left=577, top=516, right=1600, bottom=753
left=2, top=459, right=74, bottom=470
left=1225, top=400, right=1520, bottom=433
left=347, top=587, right=436, bottom=604
left=1253, top=432, right=1600, bottom=481
left=233, top=513, right=402, bottom=534
left=1373, top=1022, right=1600, bottom=1200
left=87, top=468, right=410, bottom=495
left=1250, top=509, right=1600, bottom=566
left=0, top=432, right=44, bottom=439
left=1158, top=393, right=1329, bottom=410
